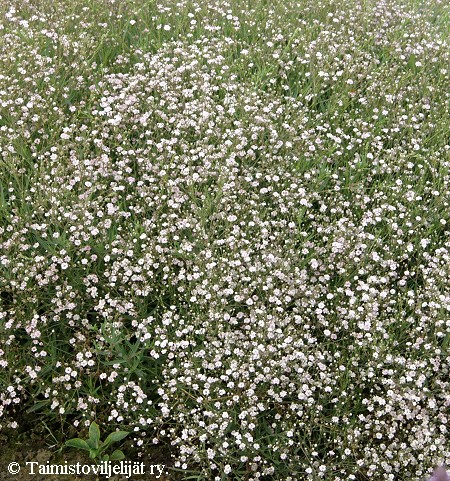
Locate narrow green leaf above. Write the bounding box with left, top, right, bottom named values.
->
left=26, top=400, right=51, bottom=413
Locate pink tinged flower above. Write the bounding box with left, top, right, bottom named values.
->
left=429, top=467, right=450, bottom=481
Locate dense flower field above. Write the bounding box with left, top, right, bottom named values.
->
left=0, top=0, right=449, bottom=479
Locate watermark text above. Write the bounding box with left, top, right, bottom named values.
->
left=7, top=460, right=166, bottom=478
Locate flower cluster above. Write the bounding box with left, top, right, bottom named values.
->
left=0, top=0, right=449, bottom=479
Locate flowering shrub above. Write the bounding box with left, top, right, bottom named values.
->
left=0, top=0, right=449, bottom=479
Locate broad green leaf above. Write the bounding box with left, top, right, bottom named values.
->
left=89, top=448, right=100, bottom=459
left=89, top=422, right=101, bottom=449
left=86, top=439, right=96, bottom=449
left=65, top=438, right=90, bottom=451
left=109, top=450, right=125, bottom=461
left=104, top=431, right=129, bottom=445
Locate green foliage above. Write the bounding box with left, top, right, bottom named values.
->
left=64, top=422, right=129, bottom=463
left=0, top=0, right=449, bottom=479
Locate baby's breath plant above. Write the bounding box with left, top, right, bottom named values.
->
left=0, top=0, right=449, bottom=479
